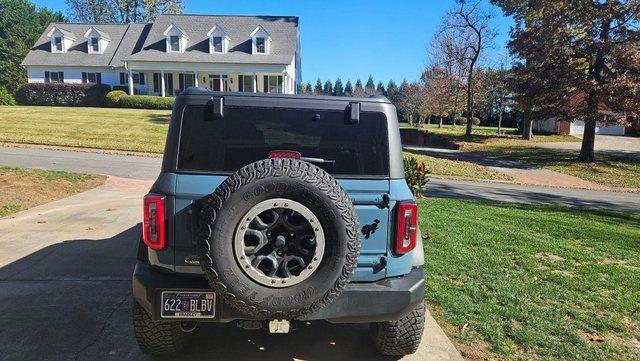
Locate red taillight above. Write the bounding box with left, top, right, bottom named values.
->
left=143, top=193, right=166, bottom=250
left=268, top=150, right=301, bottom=159
left=395, top=201, right=418, bottom=254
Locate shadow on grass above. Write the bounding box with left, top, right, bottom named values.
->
left=146, top=113, right=171, bottom=124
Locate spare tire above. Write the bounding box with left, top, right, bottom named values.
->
left=197, top=158, right=360, bottom=319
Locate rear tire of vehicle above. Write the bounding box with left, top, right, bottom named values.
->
left=132, top=301, right=187, bottom=355
left=197, top=158, right=360, bottom=320
left=370, top=302, right=425, bottom=356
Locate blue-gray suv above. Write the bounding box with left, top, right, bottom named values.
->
left=132, top=88, right=426, bottom=356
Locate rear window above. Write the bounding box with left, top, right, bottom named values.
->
left=177, top=105, right=389, bottom=177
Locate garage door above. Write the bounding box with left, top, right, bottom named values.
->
left=569, top=120, right=625, bottom=136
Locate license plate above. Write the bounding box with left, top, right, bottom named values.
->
left=161, top=291, right=216, bottom=319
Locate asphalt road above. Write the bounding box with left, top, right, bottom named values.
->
left=1, top=145, right=638, bottom=210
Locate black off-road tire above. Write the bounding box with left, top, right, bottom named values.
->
left=197, top=158, right=360, bottom=320
left=132, top=301, right=187, bottom=355
left=370, top=302, right=425, bottom=356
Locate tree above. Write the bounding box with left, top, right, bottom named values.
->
left=314, top=78, right=323, bottom=95
left=304, top=82, right=313, bottom=94
left=353, top=79, right=366, bottom=97
left=422, top=65, right=454, bottom=128
left=323, top=80, right=333, bottom=95
left=396, top=80, right=424, bottom=125
left=344, top=80, right=353, bottom=96
left=365, top=75, right=375, bottom=95
left=386, top=80, right=399, bottom=101
left=66, top=0, right=184, bottom=23
left=493, top=0, right=640, bottom=161
left=333, top=78, right=344, bottom=96
left=376, top=81, right=385, bottom=95
left=445, top=0, right=495, bottom=136
left=0, top=0, right=65, bottom=94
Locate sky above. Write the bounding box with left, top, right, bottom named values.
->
left=32, top=0, right=515, bottom=86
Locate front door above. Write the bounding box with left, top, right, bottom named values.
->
left=209, top=75, right=227, bottom=92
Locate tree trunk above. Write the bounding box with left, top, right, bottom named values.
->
left=522, top=109, right=533, bottom=140
left=438, top=116, right=443, bottom=128
left=466, top=74, right=474, bottom=136
left=498, top=104, right=503, bottom=134
left=578, top=119, right=596, bottom=162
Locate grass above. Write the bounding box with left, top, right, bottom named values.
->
left=420, top=198, right=640, bottom=360
left=404, top=151, right=513, bottom=181
left=0, top=166, right=105, bottom=217
left=0, top=105, right=169, bottom=153
left=414, top=125, right=639, bottom=189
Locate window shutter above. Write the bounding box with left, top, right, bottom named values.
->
left=263, top=75, right=269, bottom=93
left=238, top=75, right=244, bottom=92
left=153, top=73, right=159, bottom=92
left=96, top=73, right=101, bottom=84
left=82, top=72, right=87, bottom=83
left=139, top=73, right=145, bottom=85
left=179, top=74, right=184, bottom=90
left=44, top=71, right=50, bottom=83
left=59, top=72, right=64, bottom=83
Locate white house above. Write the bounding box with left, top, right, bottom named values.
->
left=21, top=14, right=302, bottom=96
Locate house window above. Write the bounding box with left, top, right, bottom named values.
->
left=212, top=37, right=223, bottom=53
left=82, top=72, right=102, bottom=84
left=90, top=37, right=99, bottom=53
left=263, top=75, right=283, bottom=93
left=45, top=71, right=64, bottom=83
left=238, top=75, right=255, bottom=92
left=169, top=35, right=180, bottom=52
left=179, top=73, right=195, bottom=91
left=119, top=72, right=145, bottom=85
left=255, top=37, right=265, bottom=54
left=53, top=37, right=63, bottom=52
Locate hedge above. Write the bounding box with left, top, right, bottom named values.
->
left=120, top=94, right=175, bottom=110
left=14, top=83, right=111, bottom=107
left=0, top=87, right=15, bottom=105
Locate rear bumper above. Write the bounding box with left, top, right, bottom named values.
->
left=132, top=262, right=425, bottom=323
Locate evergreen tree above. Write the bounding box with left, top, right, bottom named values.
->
left=344, top=80, right=353, bottom=96
left=353, top=79, right=365, bottom=97
left=0, top=0, right=66, bottom=93
left=314, top=78, right=323, bottom=95
left=386, top=80, right=399, bottom=100
left=305, top=82, right=313, bottom=94
left=376, top=81, right=385, bottom=95
left=365, top=75, right=375, bottom=95
left=323, top=80, right=333, bottom=95
left=333, top=78, right=344, bottom=96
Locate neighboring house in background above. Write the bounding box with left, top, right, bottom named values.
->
left=21, top=14, right=301, bottom=96
left=533, top=93, right=627, bottom=136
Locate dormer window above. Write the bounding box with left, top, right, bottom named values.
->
left=255, top=38, right=266, bottom=54
left=83, top=27, right=110, bottom=54
left=47, top=26, right=75, bottom=53
left=169, top=35, right=180, bottom=52
left=207, top=25, right=229, bottom=54
left=89, top=37, right=99, bottom=53
left=250, top=26, right=271, bottom=55
left=164, top=24, right=189, bottom=53
left=53, top=37, right=63, bottom=52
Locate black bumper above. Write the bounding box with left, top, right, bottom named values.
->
left=132, top=262, right=425, bottom=323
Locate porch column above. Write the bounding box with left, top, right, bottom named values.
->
left=160, top=70, right=165, bottom=97
left=127, top=70, right=134, bottom=95
left=253, top=73, right=258, bottom=93
left=194, top=71, right=199, bottom=87
left=282, top=74, right=287, bottom=94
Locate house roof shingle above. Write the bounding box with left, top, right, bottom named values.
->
left=22, top=14, right=299, bottom=68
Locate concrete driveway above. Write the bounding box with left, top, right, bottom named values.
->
left=535, top=134, right=640, bottom=159
left=0, top=177, right=462, bottom=361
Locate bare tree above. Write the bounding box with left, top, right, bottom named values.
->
left=445, top=0, right=496, bottom=136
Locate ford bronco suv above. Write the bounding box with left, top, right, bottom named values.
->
left=132, top=88, right=426, bottom=356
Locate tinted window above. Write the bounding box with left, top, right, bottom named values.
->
left=178, top=105, right=389, bottom=177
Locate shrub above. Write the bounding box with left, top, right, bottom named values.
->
left=106, top=90, right=126, bottom=107
left=403, top=156, right=430, bottom=197
left=121, top=95, right=174, bottom=110
left=14, top=83, right=111, bottom=107
left=0, top=87, right=15, bottom=105
left=454, top=116, right=481, bottom=126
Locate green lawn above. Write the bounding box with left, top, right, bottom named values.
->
left=0, top=166, right=105, bottom=217
left=421, top=198, right=640, bottom=360
left=404, top=151, right=513, bottom=182
left=0, top=105, right=169, bottom=153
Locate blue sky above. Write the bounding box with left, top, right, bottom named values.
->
left=32, top=0, right=514, bottom=86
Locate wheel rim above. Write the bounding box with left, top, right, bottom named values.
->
left=233, top=198, right=325, bottom=288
